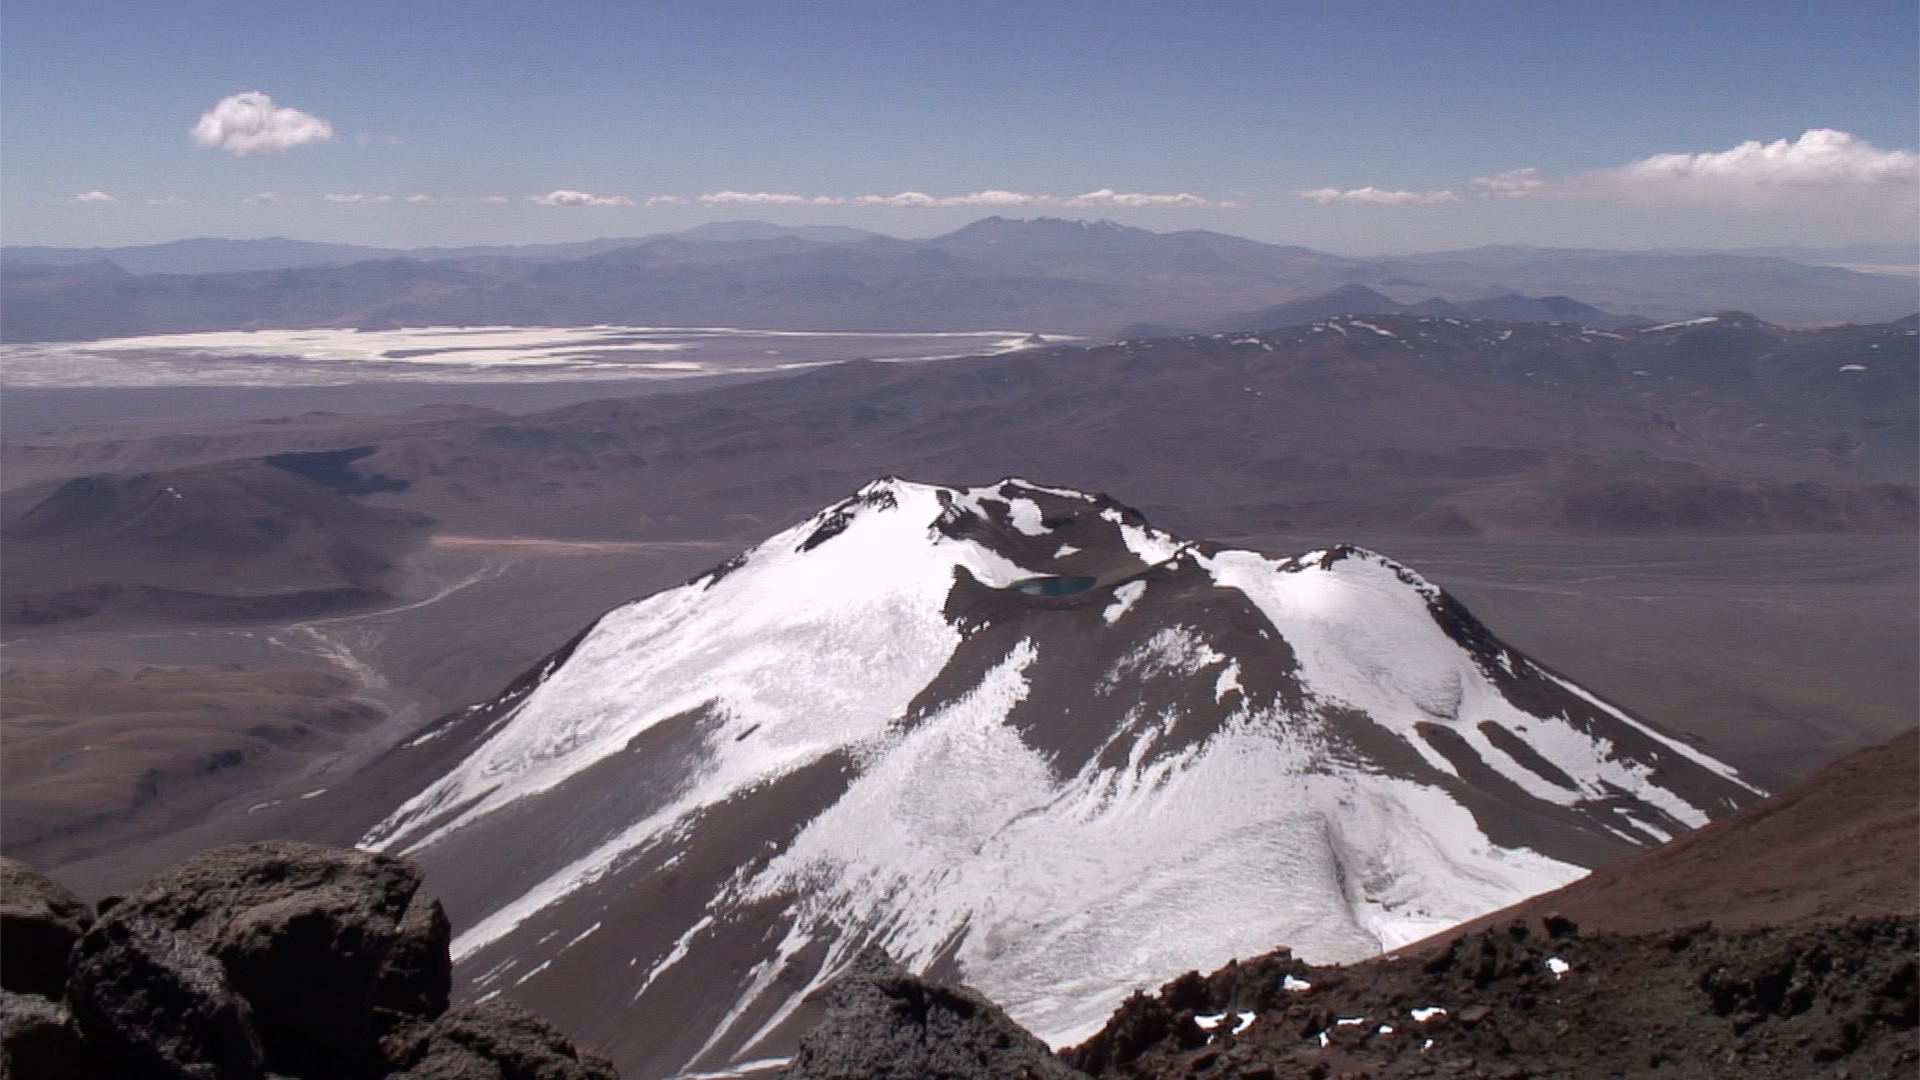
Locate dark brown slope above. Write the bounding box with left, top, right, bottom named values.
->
left=1, top=459, right=432, bottom=629
left=1053, top=917, right=1917, bottom=1080
left=1464, top=726, right=1919, bottom=937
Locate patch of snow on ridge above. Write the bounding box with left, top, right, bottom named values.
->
left=1100, top=627, right=1225, bottom=692
left=1102, top=580, right=1146, bottom=624
left=1005, top=497, right=1049, bottom=536
left=1198, top=547, right=1733, bottom=822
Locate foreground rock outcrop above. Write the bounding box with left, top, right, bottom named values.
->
left=777, top=917, right=1916, bottom=1080
left=781, top=946, right=1081, bottom=1080
left=1060, top=916, right=1918, bottom=1080
left=0, top=842, right=616, bottom=1080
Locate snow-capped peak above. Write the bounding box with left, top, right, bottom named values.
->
left=361, top=478, right=1760, bottom=1079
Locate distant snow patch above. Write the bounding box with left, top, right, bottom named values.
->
left=1006, top=498, right=1049, bottom=536
left=1103, top=581, right=1146, bottom=625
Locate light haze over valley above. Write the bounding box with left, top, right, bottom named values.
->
left=1, top=4, right=1915, bottom=1079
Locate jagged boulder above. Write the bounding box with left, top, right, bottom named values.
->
left=374, top=893, right=454, bottom=1019
left=105, top=840, right=422, bottom=1079
left=781, top=947, right=1081, bottom=1080
left=0, top=856, right=95, bottom=999
left=0, top=990, right=90, bottom=1080
left=66, top=914, right=266, bottom=1080
left=0, top=845, right=618, bottom=1079
left=384, top=998, right=619, bottom=1080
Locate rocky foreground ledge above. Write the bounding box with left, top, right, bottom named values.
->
left=4, top=840, right=1913, bottom=1080
left=0, top=841, right=615, bottom=1080
left=783, top=918, right=1917, bottom=1080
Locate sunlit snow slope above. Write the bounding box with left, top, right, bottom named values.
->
left=362, top=477, right=1761, bottom=1079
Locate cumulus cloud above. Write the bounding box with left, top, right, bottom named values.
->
left=530, top=189, right=636, bottom=207
left=1064, top=188, right=1215, bottom=207
left=1472, top=130, right=1918, bottom=214
left=1620, top=129, right=1917, bottom=186
left=698, top=191, right=842, bottom=205
left=1468, top=168, right=1547, bottom=197
left=191, top=92, right=334, bottom=156
left=1297, top=186, right=1461, bottom=206
left=854, top=190, right=1036, bottom=207
left=244, top=192, right=282, bottom=204
left=72, top=190, right=117, bottom=203
left=477, top=195, right=512, bottom=204
left=324, top=193, right=392, bottom=203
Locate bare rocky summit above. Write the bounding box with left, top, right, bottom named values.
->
left=0, top=841, right=614, bottom=1080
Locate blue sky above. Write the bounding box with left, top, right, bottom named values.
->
left=4, top=0, right=1915, bottom=252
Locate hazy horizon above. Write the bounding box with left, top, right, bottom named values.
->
left=6, top=218, right=1920, bottom=265
left=3, top=1, right=1914, bottom=253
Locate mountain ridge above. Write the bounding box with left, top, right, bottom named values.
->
left=6, top=218, right=1914, bottom=340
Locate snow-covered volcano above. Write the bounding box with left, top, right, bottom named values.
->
left=362, top=478, right=1760, bottom=1079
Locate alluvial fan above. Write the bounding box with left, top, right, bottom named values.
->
left=360, top=477, right=1761, bottom=1079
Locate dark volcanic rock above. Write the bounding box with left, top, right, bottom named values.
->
left=0, top=991, right=90, bottom=1080
left=385, top=998, right=619, bottom=1080
left=108, top=840, right=421, bottom=1079
left=781, top=946, right=1081, bottom=1080
left=0, top=856, right=94, bottom=998
left=1, top=846, right=618, bottom=1079
left=66, top=914, right=266, bottom=1080
left=374, top=893, right=454, bottom=1020
left=1063, top=917, right=1919, bottom=1080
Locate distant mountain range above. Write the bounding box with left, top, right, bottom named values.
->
left=4, top=218, right=1914, bottom=342
left=1124, top=282, right=1649, bottom=336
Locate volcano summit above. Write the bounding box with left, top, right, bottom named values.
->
left=354, top=478, right=1760, bottom=1078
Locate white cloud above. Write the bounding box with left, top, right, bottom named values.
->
left=698, top=191, right=842, bottom=205
left=1620, top=129, right=1917, bottom=186
left=146, top=196, right=187, bottom=206
left=1468, top=168, right=1547, bottom=197
left=191, top=92, right=333, bottom=156
left=959, top=189, right=1043, bottom=206
left=71, top=190, right=117, bottom=203
left=476, top=195, right=512, bottom=204
left=1063, top=188, right=1215, bottom=207
left=404, top=193, right=440, bottom=204
left=857, top=191, right=941, bottom=207
left=244, top=192, right=282, bottom=204
left=645, top=194, right=689, bottom=206
left=857, top=189, right=1041, bottom=207
left=530, top=189, right=636, bottom=207
left=1296, top=186, right=1461, bottom=206
left=324, top=193, right=392, bottom=203
left=1473, top=130, right=1919, bottom=216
